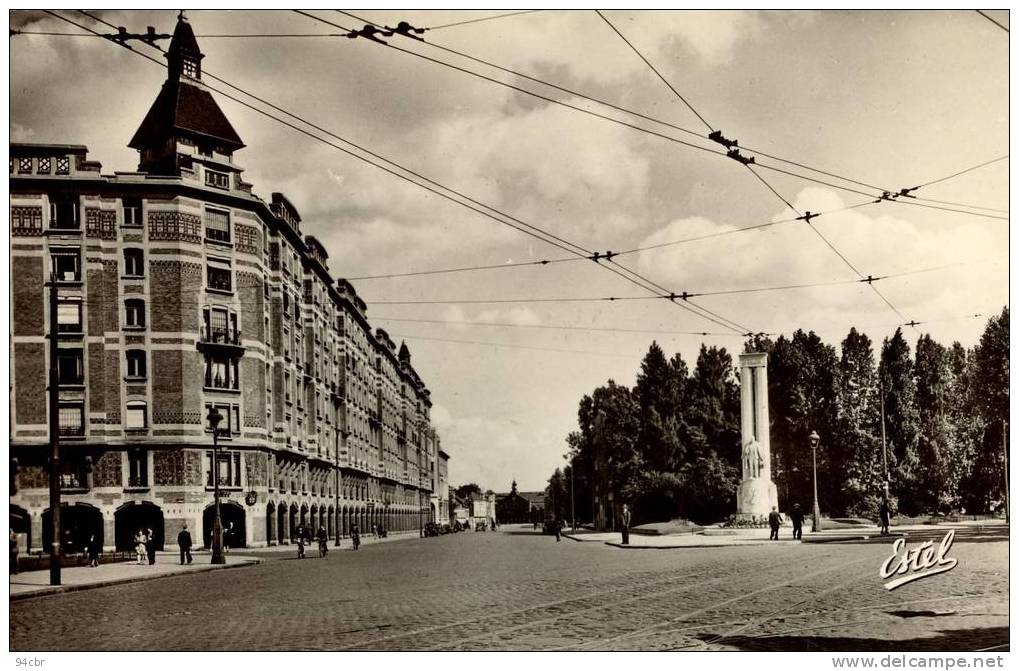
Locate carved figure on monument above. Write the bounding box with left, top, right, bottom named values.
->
left=742, top=439, right=763, bottom=480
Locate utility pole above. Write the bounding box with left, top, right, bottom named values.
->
left=47, top=276, right=61, bottom=585
left=1003, top=419, right=1009, bottom=524
left=880, top=379, right=889, bottom=500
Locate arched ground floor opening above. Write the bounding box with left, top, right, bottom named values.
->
left=202, top=501, right=247, bottom=549
left=115, top=501, right=165, bottom=551
left=42, top=503, right=103, bottom=554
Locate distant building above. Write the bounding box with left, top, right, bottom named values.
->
left=495, top=480, right=544, bottom=524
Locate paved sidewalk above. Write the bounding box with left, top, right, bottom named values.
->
left=566, top=519, right=1005, bottom=549
left=10, top=552, right=259, bottom=600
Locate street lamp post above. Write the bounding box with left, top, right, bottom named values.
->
left=809, top=430, right=822, bottom=532
left=207, top=407, right=226, bottom=564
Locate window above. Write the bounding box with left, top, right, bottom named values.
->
left=125, top=401, right=148, bottom=429
left=205, top=402, right=241, bottom=436
left=49, top=197, right=78, bottom=229
left=38, top=157, right=51, bottom=174
left=182, top=57, right=198, bottom=78
left=123, top=198, right=142, bottom=226
left=284, top=371, right=291, bottom=402
left=57, top=348, right=84, bottom=385
left=18, top=157, right=32, bottom=174
left=204, top=355, right=240, bottom=390
left=125, top=299, right=146, bottom=328
left=202, top=306, right=239, bottom=344
left=50, top=247, right=81, bottom=282
left=125, top=350, right=147, bottom=378
left=58, top=402, right=84, bottom=437
left=204, top=208, right=230, bottom=242
left=282, top=292, right=290, bottom=316
left=207, top=258, right=232, bottom=292
left=57, top=298, right=82, bottom=333
left=55, top=156, right=70, bottom=175
left=263, top=282, right=270, bottom=300
left=205, top=170, right=230, bottom=190
left=124, top=248, right=144, bottom=277
left=205, top=450, right=242, bottom=488
left=127, top=449, right=149, bottom=488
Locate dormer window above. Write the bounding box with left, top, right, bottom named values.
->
left=182, top=57, right=198, bottom=79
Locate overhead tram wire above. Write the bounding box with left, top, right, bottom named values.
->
left=25, top=14, right=1008, bottom=220
left=593, top=9, right=913, bottom=326
left=426, top=10, right=544, bottom=31
left=327, top=9, right=1008, bottom=222
left=371, top=316, right=743, bottom=338
left=49, top=12, right=1007, bottom=222
left=384, top=332, right=639, bottom=359
left=62, top=11, right=750, bottom=336
left=975, top=10, right=1009, bottom=33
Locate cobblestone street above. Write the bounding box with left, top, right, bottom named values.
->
left=10, top=524, right=1008, bottom=652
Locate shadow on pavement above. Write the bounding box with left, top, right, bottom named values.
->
left=695, top=626, right=1009, bottom=652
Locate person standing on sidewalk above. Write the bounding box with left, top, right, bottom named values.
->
left=146, top=528, right=157, bottom=565
left=790, top=503, right=804, bottom=540
left=879, top=499, right=891, bottom=536
left=554, top=518, right=562, bottom=542
left=86, top=534, right=101, bottom=567
left=351, top=524, right=360, bottom=550
left=134, top=529, right=147, bottom=564
left=620, top=504, right=632, bottom=545
left=768, top=507, right=782, bottom=540
left=10, top=529, right=19, bottom=575
left=177, top=524, right=193, bottom=565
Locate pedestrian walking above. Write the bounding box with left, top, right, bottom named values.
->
left=317, top=525, right=328, bottom=558
left=134, top=529, right=147, bottom=564
left=86, top=534, right=102, bottom=567
left=10, top=529, right=19, bottom=575
left=620, top=504, right=632, bottom=545
left=145, top=528, right=157, bottom=565
left=768, top=506, right=781, bottom=540
left=879, top=499, right=891, bottom=536
left=554, top=519, right=562, bottom=542
left=790, top=503, right=804, bottom=540
left=177, top=524, right=193, bottom=565
left=351, top=524, right=360, bottom=550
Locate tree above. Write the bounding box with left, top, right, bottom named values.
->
left=454, top=483, right=482, bottom=500
left=914, top=334, right=962, bottom=513
left=879, top=329, right=921, bottom=514
left=546, top=468, right=569, bottom=522
left=767, top=330, right=839, bottom=513
left=965, top=308, right=1010, bottom=512
left=834, top=328, right=883, bottom=517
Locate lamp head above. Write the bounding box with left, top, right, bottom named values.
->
left=207, top=406, right=223, bottom=429
left=808, top=430, right=820, bottom=449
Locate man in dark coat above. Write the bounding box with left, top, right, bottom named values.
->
left=790, top=503, right=805, bottom=540
left=620, top=504, right=632, bottom=545
left=768, top=507, right=782, bottom=540
left=177, top=523, right=193, bottom=565
left=879, top=499, right=891, bottom=536
left=146, top=528, right=157, bottom=564
left=554, top=518, right=562, bottom=542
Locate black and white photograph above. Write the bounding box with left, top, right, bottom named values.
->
left=7, top=7, right=1010, bottom=659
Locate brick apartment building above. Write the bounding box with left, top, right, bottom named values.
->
left=9, top=15, right=444, bottom=553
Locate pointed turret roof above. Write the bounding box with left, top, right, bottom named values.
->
left=128, top=15, right=243, bottom=152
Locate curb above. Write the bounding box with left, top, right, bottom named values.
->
left=604, top=540, right=788, bottom=550
left=10, top=558, right=261, bottom=601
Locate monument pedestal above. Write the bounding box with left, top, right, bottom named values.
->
left=736, top=477, right=778, bottom=518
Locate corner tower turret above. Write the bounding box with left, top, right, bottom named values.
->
left=129, top=13, right=244, bottom=176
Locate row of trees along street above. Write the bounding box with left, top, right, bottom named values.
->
left=547, top=307, right=1009, bottom=528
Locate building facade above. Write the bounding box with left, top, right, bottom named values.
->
left=9, top=15, right=445, bottom=552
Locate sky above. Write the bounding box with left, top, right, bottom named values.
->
left=9, top=9, right=1009, bottom=492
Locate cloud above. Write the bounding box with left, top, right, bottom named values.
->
left=634, top=187, right=1007, bottom=335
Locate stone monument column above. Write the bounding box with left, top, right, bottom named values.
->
left=737, top=352, right=779, bottom=517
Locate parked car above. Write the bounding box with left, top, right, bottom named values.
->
left=423, top=522, right=439, bottom=537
